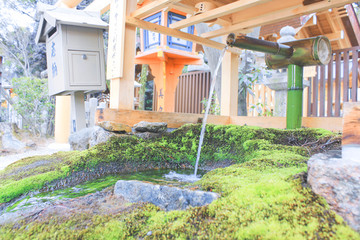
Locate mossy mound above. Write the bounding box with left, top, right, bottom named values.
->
left=0, top=124, right=357, bottom=239
left=0, top=124, right=340, bottom=205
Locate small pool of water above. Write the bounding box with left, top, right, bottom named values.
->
left=4, top=169, right=205, bottom=213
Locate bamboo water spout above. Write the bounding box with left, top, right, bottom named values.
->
left=226, top=33, right=293, bottom=58
left=226, top=33, right=331, bottom=129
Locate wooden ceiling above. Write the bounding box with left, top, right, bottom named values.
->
left=296, top=5, right=359, bottom=50
left=130, top=0, right=358, bottom=51
left=260, top=5, right=360, bottom=50
left=58, top=0, right=359, bottom=51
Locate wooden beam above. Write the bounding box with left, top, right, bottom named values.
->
left=95, top=109, right=342, bottom=131
left=325, top=30, right=344, bottom=41
left=170, top=0, right=270, bottom=30
left=125, top=16, right=242, bottom=54
left=201, top=0, right=358, bottom=39
left=171, top=3, right=196, bottom=14
left=96, top=109, right=230, bottom=128
left=346, top=4, right=360, bottom=46
left=85, top=0, right=111, bottom=14
left=55, top=0, right=82, bottom=8
left=130, top=0, right=181, bottom=18
left=221, top=52, right=239, bottom=116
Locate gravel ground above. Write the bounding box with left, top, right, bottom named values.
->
left=0, top=143, right=70, bottom=171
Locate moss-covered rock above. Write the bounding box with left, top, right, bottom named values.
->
left=0, top=124, right=358, bottom=239
left=0, top=125, right=340, bottom=205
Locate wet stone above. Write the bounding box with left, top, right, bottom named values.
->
left=307, top=150, right=360, bottom=232
left=114, top=180, right=219, bottom=211
left=133, top=121, right=167, bottom=133
left=98, top=121, right=132, bottom=133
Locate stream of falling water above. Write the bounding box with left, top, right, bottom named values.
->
left=194, top=46, right=228, bottom=176
left=165, top=46, right=228, bottom=183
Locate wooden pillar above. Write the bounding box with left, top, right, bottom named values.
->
left=149, top=60, right=184, bottom=112
left=342, top=102, right=360, bottom=163
left=54, top=96, right=71, bottom=143
left=221, top=52, right=239, bottom=116
left=70, top=92, right=86, bottom=132
left=108, top=0, right=136, bottom=109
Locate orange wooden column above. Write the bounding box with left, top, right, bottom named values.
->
left=149, top=61, right=184, bottom=112
left=135, top=49, right=202, bottom=112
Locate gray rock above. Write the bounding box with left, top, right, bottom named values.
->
left=89, top=126, right=117, bottom=148
left=114, top=180, right=219, bottom=211
left=307, top=151, right=360, bottom=232
left=133, top=121, right=167, bottom=133
left=97, top=121, right=132, bottom=133
left=134, top=132, right=161, bottom=140
left=68, top=127, right=94, bottom=150
left=1, top=133, right=25, bottom=151
left=69, top=126, right=126, bottom=150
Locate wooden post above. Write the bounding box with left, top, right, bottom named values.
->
left=342, top=102, right=360, bottom=163
left=149, top=60, right=184, bottom=112
left=54, top=96, right=71, bottom=143
left=108, top=0, right=136, bottom=109
left=220, top=52, right=239, bottom=116
left=70, top=92, right=86, bottom=132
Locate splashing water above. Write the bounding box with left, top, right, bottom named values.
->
left=194, top=46, right=228, bottom=176
left=164, top=47, right=228, bottom=182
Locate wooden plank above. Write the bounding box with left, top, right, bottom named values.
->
left=351, top=49, right=359, bottom=101
left=201, top=0, right=357, bottom=39
left=85, top=0, right=111, bottom=14
left=107, top=0, right=126, bottom=79
left=190, top=73, right=195, bottom=113
left=319, top=65, right=326, bottom=117
left=327, top=56, right=333, bottom=117
left=307, top=77, right=312, bottom=117
left=170, top=0, right=270, bottom=30
left=302, top=117, right=342, bottom=132
left=130, top=0, right=181, bottom=19
left=343, top=50, right=349, bottom=102
left=312, top=70, right=319, bottom=117
left=96, top=108, right=230, bottom=128
left=125, top=16, right=241, bottom=54
left=230, top=116, right=286, bottom=128
left=195, top=72, right=199, bottom=114
left=334, top=51, right=341, bottom=116
left=201, top=72, right=206, bottom=113
left=95, top=108, right=342, bottom=131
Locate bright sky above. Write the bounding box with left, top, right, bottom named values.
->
left=0, top=0, right=36, bottom=29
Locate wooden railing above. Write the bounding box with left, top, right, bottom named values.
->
left=173, top=46, right=360, bottom=118
left=307, top=46, right=360, bottom=117
left=175, top=71, right=211, bottom=114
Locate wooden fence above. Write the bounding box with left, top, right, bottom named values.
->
left=174, top=71, right=211, bottom=114
left=174, top=70, right=274, bottom=116
left=171, top=46, right=360, bottom=117
left=307, top=46, right=360, bottom=117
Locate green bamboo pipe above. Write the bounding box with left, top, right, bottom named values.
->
left=286, top=64, right=303, bottom=129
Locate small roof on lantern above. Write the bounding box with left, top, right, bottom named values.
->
left=35, top=3, right=108, bottom=44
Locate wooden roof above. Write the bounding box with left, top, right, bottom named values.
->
left=56, top=0, right=358, bottom=52
left=130, top=0, right=358, bottom=52
left=260, top=5, right=360, bottom=50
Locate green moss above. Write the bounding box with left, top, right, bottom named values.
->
left=0, top=124, right=357, bottom=239
left=0, top=124, right=340, bottom=206
left=1, top=160, right=358, bottom=239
